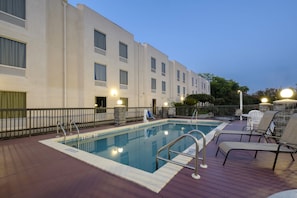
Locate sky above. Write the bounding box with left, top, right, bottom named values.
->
left=68, top=0, right=297, bottom=94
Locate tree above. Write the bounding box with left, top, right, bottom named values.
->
left=200, top=73, right=214, bottom=81
left=185, top=94, right=215, bottom=106
left=205, top=74, right=262, bottom=105
left=203, top=73, right=297, bottom=105
left=253, top=87, right=297, bottom=101
left=210, top=76, right=244, bottom=105
left=253, top=88, right=279, bottom=103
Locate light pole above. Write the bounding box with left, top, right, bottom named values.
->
left=238, top=90, right=243, bottom=121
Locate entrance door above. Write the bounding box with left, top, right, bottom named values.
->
left=95, top=97, right=106, bottom=113
left=152, top=99, right=156, bottom=115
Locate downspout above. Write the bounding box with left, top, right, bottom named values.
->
left=63, top=1, right=67, bottom=107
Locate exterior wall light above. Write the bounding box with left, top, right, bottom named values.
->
left=280, top=88, right=294, bottom=99
left=163, top=102, right=168, bottom=107
left=111, top=89, right=117, bottom=97
left=180, top=96, right=184, bottom=102
left=117, top=147, right=123, bottom=153
left=261, top=97, right=268, bottom=103
left=117, top=99, right=123, bottom=105
left=259, top=97, right=272, bottom=112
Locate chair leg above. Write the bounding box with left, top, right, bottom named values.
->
left=273, top=152, right=280, bottom=171
left=215, top=135, right=220, bottom=144
left=215, top=147, right=220, bottom=157
left=273, top=145, right=282, bottom=171
left=222, top=152, right=230, bottom=166
left=290, top=153, right=295, bottom=161
left=254, top=151, right=258, bottom=158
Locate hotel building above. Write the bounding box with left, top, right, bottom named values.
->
left=0, top=0, right=210, bottom=111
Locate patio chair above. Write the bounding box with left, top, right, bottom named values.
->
left=246, top=110, right=264, bottom=130
left=213, top=110, right=278, bottom=143
left=216, top=113, right=297, bottom=170
left=147, top=110, right=155, bottom=120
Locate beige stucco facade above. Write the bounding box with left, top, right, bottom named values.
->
left=0, top=0, right=210, bottom=109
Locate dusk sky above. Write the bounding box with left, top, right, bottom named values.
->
left=68, top=0, right=297, bottom=94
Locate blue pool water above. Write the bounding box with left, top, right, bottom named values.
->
left=63, top=121, right=220, bottom=173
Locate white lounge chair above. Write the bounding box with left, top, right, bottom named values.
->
left=213, top=110, right=278, bottom=143
left=216, top=113, right=297, bottom=170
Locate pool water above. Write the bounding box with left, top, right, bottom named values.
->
left=63, top=122, right=219, bottom=173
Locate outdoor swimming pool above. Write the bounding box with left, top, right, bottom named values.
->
left=40, top=119, right=227, bottom=192
left=63, top=121, right=220, bottom=173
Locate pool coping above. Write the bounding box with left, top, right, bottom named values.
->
left=39, top=119, right=227, bottom=193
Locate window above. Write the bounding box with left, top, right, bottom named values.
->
left=0, top=91, right=26, bottom=118
left=202, top=83, right=206, bottom=90
left=95, top=97, right=106, bottom=113
left=161, top=62, right=166, bottom=76
left=120, top=70, right=128, bottom=85
left=151, top=57, right=156, bottom=72
left=162, top=81, right=166, bottom=94
left=0, top=0, right=26, bottom=19
left=177, top=70, right=180, bottom=81
left=183, top=87, right=186, bottom=95
left=94, top=30, right=106, bottom=53
left=94, top=63, right=106, bottom=81
left=182, top=72, right=186, bottom=83
left=177, top=85, right=180, bottom=96
left=192, top=77, right=194, bottom=86
left=119, top=42, right=128, bottom=62
left=151, top=78, right=156, bottom=92
left=0, top=0, right=25, bottom=27
left=0, top=37, right=26, bottom=68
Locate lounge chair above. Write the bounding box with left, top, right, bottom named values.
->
left=216, top=113, right=297, bottom=170
left=213, top=110, right=278, bottom=143
left=147, top=110, right=155, bottom=120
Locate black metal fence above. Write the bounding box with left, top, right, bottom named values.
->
left=174, top=104, right=259, bottom=117
left=0, top=105, right=259, bottom=139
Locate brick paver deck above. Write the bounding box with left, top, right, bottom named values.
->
left=1, top=120, right=296, bottom=198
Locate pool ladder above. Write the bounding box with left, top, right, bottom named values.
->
left=56, top=121, right=67, bottom=143
left=191, top=108, right=198, bottom=121
left=56, top=120, right=80, bottom=143
left=156, top=129, right=207, bottom=179
left=69, top=119, right=80, bottom=139
left=190, top=109, right=200, bottom=131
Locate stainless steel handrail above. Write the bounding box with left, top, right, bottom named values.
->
left=191, top=108, right=198, bottom=121
left=156, top=133, right=207, bottom=179
left=190, top=109, right=199, bottom=131
left=56, top=121, right=67, bottom=143
left=187, top=129, right=207, bottom=168
left=69, top=119, right=80, bottom=139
